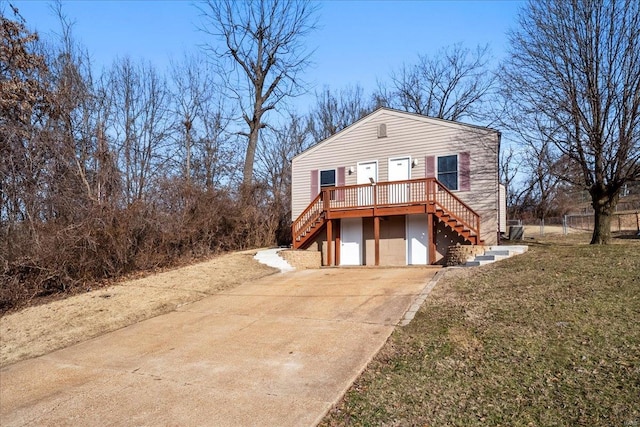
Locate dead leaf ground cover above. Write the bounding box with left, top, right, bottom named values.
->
left=322, top=232, right=640, bottom=426
left=0, top=250, right=276, bottom=367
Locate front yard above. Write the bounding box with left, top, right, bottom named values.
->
left=322, top=232, right=640, bottom=426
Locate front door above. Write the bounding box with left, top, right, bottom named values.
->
left=340, top=218, right=362, bottom=265
left=357, top=161, right=377, bottom=206
left=406, top=214, right=428, bottom=265
left=388, top=157, right=411, bottom=203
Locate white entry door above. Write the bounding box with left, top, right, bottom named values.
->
left=406, top=214, right=428, bottom=265
left=388, top=157, right=411, bottom=203
left=340, top=218, right=362, bottom=265
left=357, top=161, right=377, bottom=206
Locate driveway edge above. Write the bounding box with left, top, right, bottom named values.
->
left=399, top=267, right=449, bottom=326
left=311, top=324, right=397, bottom=427
left=315, top=268, right=446, bottom=425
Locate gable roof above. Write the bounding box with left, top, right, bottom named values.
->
left=293, top=107, right=500, bottom=161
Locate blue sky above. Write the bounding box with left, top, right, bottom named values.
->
left=9, top=0, right=524, bottom=108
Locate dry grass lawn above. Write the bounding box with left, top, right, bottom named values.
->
left=322, top=231, right=640, bottom=426
left=0, top=250, right=276, bottom=367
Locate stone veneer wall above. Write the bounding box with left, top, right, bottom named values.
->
left=279, top=250, right=322, bottom=270
left=444, top=244, right=486, bottom=266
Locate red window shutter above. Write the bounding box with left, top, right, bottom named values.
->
left=337, top=167, right=345, bottom=186
left=310, top=169, right=319, bottom=201
left=459, top=152, right=470, bottom=191
left=425, top=156, right=435, bottom=178
left=336, top=167, right=345, bottom=202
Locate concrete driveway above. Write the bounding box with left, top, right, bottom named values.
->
left=1, top=267, right=437, bottom=426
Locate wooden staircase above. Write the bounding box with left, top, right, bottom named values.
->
left=292, top=192, right=327, bottom=249
left=434, top=207, right=481, bottom=245
left=295, top=212, right=326, bottom=249
left=292, top=178, right=482, bottom=251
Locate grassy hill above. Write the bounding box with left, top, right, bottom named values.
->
left=322, top=232, right=640, bottom=426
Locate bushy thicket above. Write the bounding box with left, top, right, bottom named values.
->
left=0, top=180, right=288, bottom=313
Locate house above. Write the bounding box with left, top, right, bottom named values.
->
left=291, top=108, right=503, bottom=266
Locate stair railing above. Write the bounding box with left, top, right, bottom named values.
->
left=292, top=192, right=324, bottom=248
left=430, top=180, right=481, bottom=238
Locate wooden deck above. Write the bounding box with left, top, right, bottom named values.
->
left=292, top=178, right=482, bottom=265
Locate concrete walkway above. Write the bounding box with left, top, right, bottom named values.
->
left=1, top=267, right=437, bottom=427
left=253, top=248, right=295, bottom=272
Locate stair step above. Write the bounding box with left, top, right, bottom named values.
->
left=484, top=250, right=510, bottom=257
left=465, top=260, right=491, bottom=267
left=465, top=245, right=529, bottom=267
left=474, top=255, right=508, bottom=261
left=489, top=245, right=529, bottom=254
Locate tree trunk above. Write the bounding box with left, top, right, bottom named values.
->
left=185, top=116, right=192, bottom=183
left=242, top=127, right=258, bottom=188
left=242, top=112, right=261, bottom=196
left=591, top=205, right=612, bottom=244
left=589, top=188, right=618, bottom=245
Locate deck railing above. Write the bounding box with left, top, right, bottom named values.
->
left=431, top=180, right=481, bottom=235
left=327, top=178, right=431, bottom=209
left=292, top=178, right=481, bottom=247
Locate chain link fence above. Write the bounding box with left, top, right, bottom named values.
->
left=565, top=211, right=640, bottom=233
left=510, top=212, right=640, bottom=236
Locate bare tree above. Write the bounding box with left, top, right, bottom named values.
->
left=106, top=57, right=173, bottom=204
left=170, top=53, right=237, bottom=190
left=255, top=112, right=312, bottom=244
left=378, top=43, right=496, bottom=122
left=503, top=0, right=640, bottom=244
left=170, top=53, right=205, bottom=183
left=1, top=7, right=54, bottom=258
left=523, top=140, right=562, bottom=222
left=499, top=144, right=525, bottom=215
left=198, top=0, right=318, bottom=189
left=195, top=99, right=238, bottom=190
left=45, top=2, right=111, bottom=212
left=307, top=84, right=374, bottom=143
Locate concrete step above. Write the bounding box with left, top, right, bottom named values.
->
left=474, top=254, right=508, bottom=262
left=464, top=245, right=529, bottom=267
left=465, top=260, right=492, bottom=267
left=489, top=245, right=528, bottom=254
left=483, top=250, right=511, bottom=257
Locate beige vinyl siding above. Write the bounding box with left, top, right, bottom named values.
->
left=292, top=108, right=500, bottom=245
left=362, top=216, right=406, bottom=266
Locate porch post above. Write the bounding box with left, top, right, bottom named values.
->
left=374, top=216, right=380, bottom=266
left=327, top=219, right=333, bottom=266
left=428, top=214, right=436, bottom=265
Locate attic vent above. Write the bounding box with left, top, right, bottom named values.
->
left=377, top=123, right=387, bottom=138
